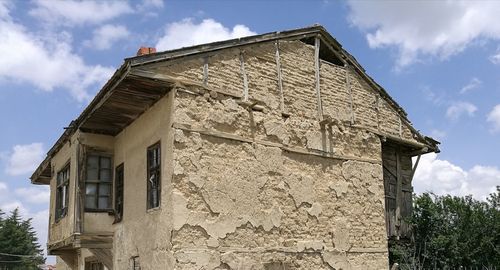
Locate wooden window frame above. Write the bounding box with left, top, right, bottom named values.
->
left=114, top=163, right=124, bottom=223
left=85, top=261, right=103, bottom=270
left=131, top=256, right=141, bottom=270
left=84, top=258, right=104, bottom=270
left=85, top=154, right=113, bottom=212
left=147, top=142, right=161, bottom=210
left=55, top=163, right=70, bottom=221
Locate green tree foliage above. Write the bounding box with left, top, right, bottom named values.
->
left=0, top=208, right=45, bottom=270
left=390, top=187, right=500, bottom=269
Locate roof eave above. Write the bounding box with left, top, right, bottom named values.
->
left=30, top=61, right=132, bottom=183
left=127, top=25, right=326, bottom=67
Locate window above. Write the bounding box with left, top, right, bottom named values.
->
left=147, top=143, right=161, bottom=209
left=114, top=163, right=124, bottom=222
left=55, top=164, right=70, bottom=220
left=85, top=261, right=104, bottom=270
left=85, top=155, right=112, bottom=211
left=131, top=256, right=141, bottom=270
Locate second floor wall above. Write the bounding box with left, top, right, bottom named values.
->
left=47, top=90, right=175, bottom=249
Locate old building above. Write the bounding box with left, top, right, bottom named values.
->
left=31, top=25, right=439, bottom=270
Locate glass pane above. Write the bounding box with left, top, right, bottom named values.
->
left=62, top=187, right=67, bottom=207
left=56, top=187, right=62, bottom=208
left=87, top=155, right=99, bottom=168
left=154, top=148, right=160, bottom=166
left=57, top=173, right=62, bottom=185
left=99, top=184, right=111, bottom=196
left=148, top=146, right=160, bottom=168
left=86, top=183, right=97, bottom=195
left=147, top=150, right=153, bottom=168
left=85, top=196, right=96, bottom=209
left=98, top=197, right=110, bottom=209
left=63, top=169, right=69, bottom=181
left=87, top=168, right=98, bottom=180
left=100, top=169, right=111, bottom=182
left=100, top=157, right=111, bottom=169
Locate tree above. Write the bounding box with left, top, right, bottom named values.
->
left=0, top=208, right=45, bottom=270
left=390, top=187, right=500, bottom=269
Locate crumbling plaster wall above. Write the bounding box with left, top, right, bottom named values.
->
left=48, top=135, right=77, bottom=245
left=150, top=40, right=420, bottom=146
left=171, top=127, right=387, bottom=269
left=145, top=39, right=417, bottom=269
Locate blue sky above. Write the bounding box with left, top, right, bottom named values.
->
left=0, top=0, right=499, bottom=262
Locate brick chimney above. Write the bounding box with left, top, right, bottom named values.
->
left=137, top=47, right=157, bottom=56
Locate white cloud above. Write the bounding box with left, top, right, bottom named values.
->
left=0, top=0, right=11, bottom=19
left=490, top=50, right=500, bottom=65
left=15, top=186, right=50, bottom=204
left=421, top=85, right=446, bottom=106
left=137, top=0, right=164, bottom=10
left=0, top=7, right=114, bottom=101
left=414, top=153, right=499, bottom=200
left=135, top=0, right=164, bottom=17
left=156, top=18, right=256, bottom=51
left=5, top=143, right=44, bottom=176
left=487, top=104, right=500, bottom=132
left=29, top=0, right=133, bottom=26
left=445, top=101, right=477, bottom=121
left=84, top=24, right=130, bottom=50
left=460, top=77, right=481, bottom=94
left=347, top=1, right=500, bottom=68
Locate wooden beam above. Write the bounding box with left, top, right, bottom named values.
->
left=314, top=35, right=323, bottom=120
left=345, top=64, right=354, bottom=125
left=398, top=117, right=403, bottom=137
left=352, top=124, right=434, bottom=150
left=77, top=143, right=86, bottom=233
left=203, top=56, right=209, bottom=87
left=58, top=252, right=78, bottom=269
left=89, top=248, right=113, bottom=270
left=395, top=150, right=402, bottom=239
left=239, top=50, right=249, bottom=101
left=410, top=154, right=421, bottom=181
left=172, top=122, right=382, bottom=164
left=130, top=27, right=323, bottom=66
left=274, top=41, right=285, bottom=113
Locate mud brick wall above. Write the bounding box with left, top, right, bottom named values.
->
left=139, top=39, right=423, bottom=269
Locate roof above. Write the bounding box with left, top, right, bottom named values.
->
left=30, top=24, right=439, bottom=184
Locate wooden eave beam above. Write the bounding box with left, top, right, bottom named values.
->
left=30, top=158, right=51, bottom=185
left=129, top=27, right=324, bottom=66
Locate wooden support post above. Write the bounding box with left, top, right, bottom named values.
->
left=275, top=41, right=285, bottom=113
left=314, top=36, right=323, bottom=120
left=410, top=154, right=421, bottom=181
left=74, top=141, right=81, bottom=234
left=239, top=51, right=249, bottom=102
left=202, top=57, right=208, bottom=87
left=78, top=144, right=86, bottom=233
left=395, top=150, right=402, bottom=238
left=345, top=64, right=354, bottom=125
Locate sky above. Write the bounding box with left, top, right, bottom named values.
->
left=0, top=0, right=499, bottom=262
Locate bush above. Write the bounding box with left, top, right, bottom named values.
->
left=389, top=187, right=500, bottom=270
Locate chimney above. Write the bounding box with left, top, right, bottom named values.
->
left=137, top=46, right=157, bottom=56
